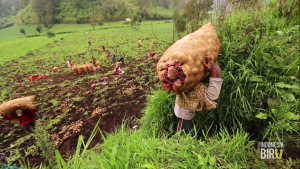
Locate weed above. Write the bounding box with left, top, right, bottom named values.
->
left=72, top=96, right=84, bottom=102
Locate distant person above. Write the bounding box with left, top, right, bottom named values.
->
left=1, top=108, right=37, bottom=132
left=113, top=65, right=124, bottom=74
left=106, top=50, right=110, bottom=60
left=149, top=52, right=155, bottom=60
left=91, top=77, right=107, bottom=88
left=88, top=41, right=91, bottom=46
left=1, top=153, right=21, bottom=169
left=138, top=38, right=142, bottom=48
left=0, top=153, right=8, bottom=165
left=67, top=60, right=73, bottom=71
left=61, top=38, right=63, bottom=41
left=118, top=58, right=125, bottom=65
left=101, top=45, right=105, bottom=53
left=111, top=54, right=116, bottom=65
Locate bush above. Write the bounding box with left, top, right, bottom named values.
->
left=47, top=31, right=55, bottom=38
left=20, top=27, right=26, bottom=36
left=141, top=89, right=176, bottom=136
left=36, top=25, right=42, bottom=33
left=24, top=34, right=42, bottom=38
left=0, top=22, right=13, bottom=29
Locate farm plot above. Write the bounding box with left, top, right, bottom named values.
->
left=0, top=23, right=173, bottom=166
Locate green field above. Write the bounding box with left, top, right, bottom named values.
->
left=0, top=21, right=171, bottom=66
left=0, top=1, right=299, bottom=169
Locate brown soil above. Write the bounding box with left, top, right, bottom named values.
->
left=0, top=57, right=158, bottom=167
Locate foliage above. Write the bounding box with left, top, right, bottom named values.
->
left=20, top=27, right=26, bottom=36
left=174, top=12, right=186, bottom=38
left=96, top=15, right=104, bottom=28
left=1, top=0, right=174, bottom=25
left=184, top=0, right=213, bottom=32
left=36, top=25, right=42, bottom=33
left=141, top=89, right=177, bottom=136
left=46, top=31, right=55, bottom=38
left=89, top=13, right=96, bottom=30
left=41, top=16, right=49, bottom=29
left=33, top=120, right=57, bottom=167
left=51, top=123, right=300, bottom=169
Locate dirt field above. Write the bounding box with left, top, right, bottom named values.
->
left=0, top=56, right=159, bottom=166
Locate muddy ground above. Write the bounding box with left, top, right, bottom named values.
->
left=0, top=57, right=159, bottom=166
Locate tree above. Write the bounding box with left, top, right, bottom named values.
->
left=90, top=13, right=96, bottom=29
left=31, top=12, right=40, bottom=24
left=184, top=0, right=213, bottom=32
left=20, top=27, right=26, bottom=36
left=137, top=15, right=143, bottom=23
left=99, top=1, right=117, bottom=21
left=97, top=15, right=104, bottom=28
left=41, top=16, right=49, bottom=29
left=175, top=13, right=186, bottom=38
left=47, top=31, right=55, bottom=41
left=45, top=13, right=54, bottom=26
left=31, top=0, right=47, bottom=18
left=173, top=9, right=179, bottom=42
left=114, top=0, right=127, bottom=19
left=137, top=14, right=143, bottom=31
left=137, top=0, right=149, bottom=11
left=172, top=0, right=180, bottom=42
left=36, top=25, right=42, bottom=33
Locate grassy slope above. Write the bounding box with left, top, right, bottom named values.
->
left=0, top=21, right=170, bottom=66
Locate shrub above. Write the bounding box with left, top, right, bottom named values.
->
left=20, top=27, right=26, bottom=36
left=47, top=31, right=55, bottom=38
left=36, top=25, right=42, bottom=33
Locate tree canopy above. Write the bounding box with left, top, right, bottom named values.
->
left=0, top=0, right=180, bottom=27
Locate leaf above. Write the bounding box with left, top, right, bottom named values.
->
left=209, top=157, right=216, bottom=166
left=267, top=98, right=280, bottom=108
left=263, top=53, right=280, bottom=68
left=276, top=31, right=283, bottom=35
left=290, top=88, right=300, bottom=94
left=274, top=56, right=286, bottom=67
left=289, top=84, right=300, bottom=89
left=260, top=36, right=268, bottom=43
left=275, top=82, right=290, bottom=88
left=282, top=93, right=295, bottom=102
left=285, top=112, right=300, bottom=120
left=256, top=113, right=268, bottom=119
left=197, top=155, right=204, bottom=165
left=141, top=164, right=155, bottom=168
left=249, top=76, right=263, bottom=82
left=276, top=82, right=300, bottom=89
left=271, top=109, right=278, bottom=115
left=280, top=103, right=289, bottom=110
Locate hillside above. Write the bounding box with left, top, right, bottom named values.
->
left=0, top=0, right=183, bottom=28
